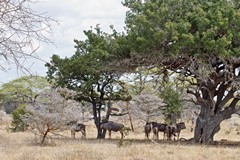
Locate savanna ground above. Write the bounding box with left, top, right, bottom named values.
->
left=1, top=114, right=240, bottom=160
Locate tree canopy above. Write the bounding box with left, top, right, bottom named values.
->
left=0, top=76, right=51, bottom=114
left=124, top=0, right=240, bottom=58
left=0, top=76, right=51, bottom=105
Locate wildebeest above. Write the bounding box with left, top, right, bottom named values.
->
left=165, top=124, right=176, bottom=140
left=66, top=121, right=86, bottom=139
left=151, top=122, right=168, bottom=140
left=174, top=122, right=186, bottom=140
left=144, top=122, right=152, bottom=139
left=165, top=122, right=186, bottom=140
left=100, top=121, right=125, bottom=139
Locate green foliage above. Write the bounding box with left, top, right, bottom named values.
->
left=11, top=105, right=29, bottom=132
left=123, top=0, right=240, bottom=58
left=0, top=76, right=51, bottom=113
left=159, top=84, right=183, bottom=124
left=46, top=26, right=131, bottom=103
left=0, top=76, right=51, bottom=104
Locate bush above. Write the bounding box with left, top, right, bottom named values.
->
left=159, top=84, right=183, bottom=124
left=11, top=104, right=29, bottom=132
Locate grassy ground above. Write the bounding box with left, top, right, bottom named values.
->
left=0, top=116, right=240, bottom=160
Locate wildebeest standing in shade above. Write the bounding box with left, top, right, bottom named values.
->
left=100, top=121, right=125, bottom=139
left=174, top=122, right=186, bottom=140
left=165, top=124, right=177, bottom=140
left=158, top=123, right=168, bottom=140
left=151, top=122, right=159, bottom=140
left=152, top=122, right=168, bottom=140
left=144, top=122, right=152, bottom=139
left=67, top=121, right=86, bottom=139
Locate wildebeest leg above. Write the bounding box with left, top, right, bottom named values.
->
left=109, top=130, right=111, bottom=139
left=152, top=128, right=157, bottom=140
left=81, top=130, right=86, bottom=138
left=145, top=132, right=148, bottom=139
left=172, top=132, right=176, bottom=141
left=163, top=132, right=166, bottom=140
left=156, top=131, right=159, bottom=140
left=167, top=131, right=171, bottom=140
left=71, top=130, right=76, bottom=139
left=147, top=131, right=150, bottom=139
left=120, top=131, right=124, bottom=139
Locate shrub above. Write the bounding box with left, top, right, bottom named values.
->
left=11, top=104, right=29, bottom=132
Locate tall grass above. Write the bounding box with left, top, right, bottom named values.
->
left=0, top=118, right=240, bottom=159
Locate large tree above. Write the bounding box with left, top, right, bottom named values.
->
left=46, top=26, right=130, bottom=139
left=122, top=0, right=240, bottom=143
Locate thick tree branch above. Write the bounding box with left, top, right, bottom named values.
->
left=215, top=82, right=231, bottom=111
left=187, top=89, right=207, bottom=105
left=219, top=89, right=235, bottom=108
left=226, top=98, right=240, bottom=110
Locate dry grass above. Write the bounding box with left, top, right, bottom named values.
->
left=1, top=116, right=240, bottom=160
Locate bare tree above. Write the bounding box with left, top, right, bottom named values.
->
left=0, top=0, right=55, bottom=71
left=22, top=87, right=88, bottom=144
left=129, top=91, right=165, bottom=123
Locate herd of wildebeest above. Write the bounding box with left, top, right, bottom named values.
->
left=68, top=121, right=186, bottom=141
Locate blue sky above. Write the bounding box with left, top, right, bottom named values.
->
left=0, top=0, right=127, bottom=84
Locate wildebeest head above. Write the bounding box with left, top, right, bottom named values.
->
left=144, top=122, right=152, bottom=131
left=151, top=122, right=158, bottom=128
left=144, top=122, right=152, bottom=139
left=75, top=123, right=86, bottom=132
left=177, top=122, right=186, bottom=130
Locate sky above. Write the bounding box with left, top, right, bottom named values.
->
left=0, top=0, right=128, bottom=84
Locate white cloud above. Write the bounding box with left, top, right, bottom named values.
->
left=0, top=0, right=127, bottom=84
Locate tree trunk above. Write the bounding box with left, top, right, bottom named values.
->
left=92, top=102, right=102, bottom=139
left=100, top=101, right=112, bottom=138
left=92, top=102, right=108, bottom=139
left=41, top=129, right=49, bottom=144
left=126, top=101, right=134, bottom=132
left=193, top=116, right=220, bottom=144
left=193, top=103, right=234, bottom=144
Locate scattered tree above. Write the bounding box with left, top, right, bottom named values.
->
left=0, top=76, right=51, bottom=113
left=22, top=87, right=86, bottom=144
left=46, top=26, right=131, bottom=139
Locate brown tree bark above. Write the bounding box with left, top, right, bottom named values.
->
left=126, top=101, right=134, bottom=132
left=41, top=128, right=50, bottom=144
left=193, top=99, right=236, bottom=144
